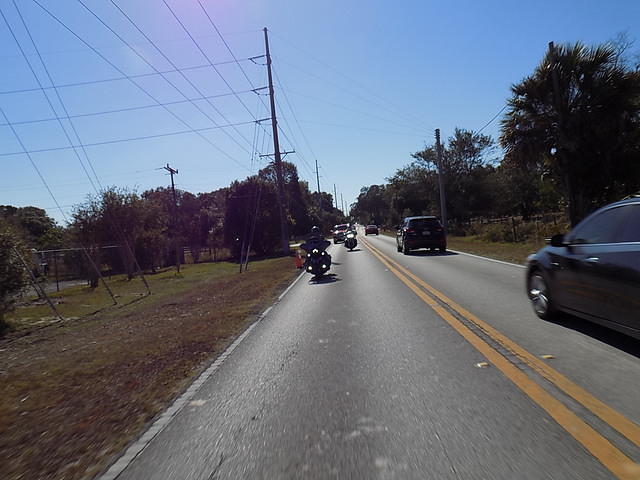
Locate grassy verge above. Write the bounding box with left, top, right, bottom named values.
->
left=380, top=229, right=543, bottom=265
left=0, top=257, right=299, bottom=480
left=446, top=236, right=544, bottom=265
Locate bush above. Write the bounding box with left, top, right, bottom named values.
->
left=0, top=228, right=29, bottom=330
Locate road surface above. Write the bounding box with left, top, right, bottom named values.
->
left=105, top=232, right=640, bottom=480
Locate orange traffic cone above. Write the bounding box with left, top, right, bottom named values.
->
left=294, top=249, right=304, bottom=269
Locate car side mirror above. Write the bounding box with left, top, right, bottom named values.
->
left=548, top=233, right=566, bottom=247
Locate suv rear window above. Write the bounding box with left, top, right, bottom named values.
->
left=408, top=218, right=440, bottom=228
left=336, top=224, right=349, bottom=230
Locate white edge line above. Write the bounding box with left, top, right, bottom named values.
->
left=99, top=268, right=307, bottom=480
left=447, top=249, right=526, bottom=269
left=366, top=233, right=528, bottom=269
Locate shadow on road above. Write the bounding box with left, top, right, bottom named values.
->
left=550, top=313, right=640, bottom=358
left=309, top=274, right=341, bottom=285
left=345, top=248, right=361, bottom=252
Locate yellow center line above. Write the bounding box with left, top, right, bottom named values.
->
left=362, top=238, right=639, bottom=480
left=363, top=238, right=640, bottom=449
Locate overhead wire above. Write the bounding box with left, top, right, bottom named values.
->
left=5, top=2, right=100, bottom=192
left=0, top=89, right=255, bottom=127
left=160, top=0, right=262, bottom=123
left=0, top=60, right=250, bottom=96
left=278, top=86, right=426, bottom=135
left=276, top=56, right=434, bottom=136
left=193, top=0, right=272, bottom=137
left=0, top=120, right=257, bottom=157
left=30, top=0, right=252, bottom=171
left=0, top=102, right=118, bottom=299
left=11, top=0, right=156, bottom=292
left=272, top=31, right=436, bottom=132
left=477, top=105, right=507, bottom=134
left=104, top=0, right=254, bottom=154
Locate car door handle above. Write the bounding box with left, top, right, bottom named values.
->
left=583, top=257, right=600, bottom=264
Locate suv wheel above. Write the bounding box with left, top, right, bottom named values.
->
left=528, top=270, right=556, bottom=320
left=402, top=242, right=410, bottom=255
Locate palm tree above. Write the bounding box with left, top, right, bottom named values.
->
left=500, top=41, right=640, bottom=225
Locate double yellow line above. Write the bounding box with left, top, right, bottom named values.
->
left=363, top=238, right=640, bottom=480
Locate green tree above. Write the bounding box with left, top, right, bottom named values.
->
left=0, top=226, right=29, bottom=329
left=501, top=41, right=640, bottom=225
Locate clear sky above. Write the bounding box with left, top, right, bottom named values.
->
left=1, top=0, right=639, bottom=225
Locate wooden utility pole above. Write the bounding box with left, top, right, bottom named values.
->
left=315, top=158, right=322, bottom=212
left=435, top=129, right=447, bottom=232
left=334, top=184, right=338, bottom=210
left=164, top=163, right=181, bottom=272
left=264, top=27, right=290, bottom=254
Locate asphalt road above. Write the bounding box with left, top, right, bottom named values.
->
left=108, top=232, right=640, bottom=480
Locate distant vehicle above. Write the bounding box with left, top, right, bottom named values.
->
left=333, top=224, right=350, bottom=244
left=344, top=229, right=357, bottom=250
left=526, top=197, right=640, bottom=339
left=396, top=216, right=446, bottom=255
left=364, top=225, right=379, bottom=235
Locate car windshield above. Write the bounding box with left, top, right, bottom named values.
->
left=336, top=224, right=349, bottom=230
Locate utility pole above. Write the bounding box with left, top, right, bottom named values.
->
left=315, top=158, right=322, bottom=211
left=341, top=193, right=345, bottom=216
left=164, top=163, right=181, bottom=272
left=334, top=184, right=338, bottom=210
left=435, top=129, right=447, bottom=233
left=264, top=27, right=289, bottom=255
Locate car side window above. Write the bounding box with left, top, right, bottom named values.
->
left=569, top=206, right=629, bottom=244
left=616, top=204, right=640, bottom=242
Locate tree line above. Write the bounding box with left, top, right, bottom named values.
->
left=352, top=39, right=640, bottom=230
left=0, top=161, right=345, bottom=324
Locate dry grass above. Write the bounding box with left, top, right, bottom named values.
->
left=0, top=257, right=299, bottom=480
left=446, top=236, right=544, bottom=265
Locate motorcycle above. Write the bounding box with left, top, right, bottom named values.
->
left=344, top=230, right=357, bottom=251
left=300, top=236, right=332, bottom=277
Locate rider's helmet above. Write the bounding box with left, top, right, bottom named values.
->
left=311, top=226, right=321, bottom=235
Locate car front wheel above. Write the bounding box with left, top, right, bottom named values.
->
left=528, top=270, right=556, bottom=320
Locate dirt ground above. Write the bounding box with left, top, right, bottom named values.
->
left=0, top=257, right=298, bottom=480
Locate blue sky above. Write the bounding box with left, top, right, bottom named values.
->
left=1, top=0, right=639, bottom=225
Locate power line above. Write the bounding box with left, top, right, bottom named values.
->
left=0, top=60, right=250, bottom=96
left=160, top=0, right=261, bottom=123
left=0, top=120, right=257, bottom=157
left=0, top=89, right=254, bottom=127
left=12, top=0, right=155, bottom=293
left=274, top=54, right=436, bottom=133
left=0, top=104, right=117, bottom=301
left=194, top=1, right=271, bottom=119
left=105, top=0, right=254, bottom=154
left=279, top=86, right=426, bottom=135
left=4, top=2, right=100, bottom=193
left=477, top=105, right=508, bottom=134
left=273, top=69, right=320, bottom=167
left=31, top=0, right=251, bottom=171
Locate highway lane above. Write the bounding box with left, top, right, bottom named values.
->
left=109, top=237, right=639, bottom=479
left=363, top=233, right=640, bottom=425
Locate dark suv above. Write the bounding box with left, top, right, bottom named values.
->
left=526, top=197, right=640, bottom=339
left=396, top=216, right=446, bottom=254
